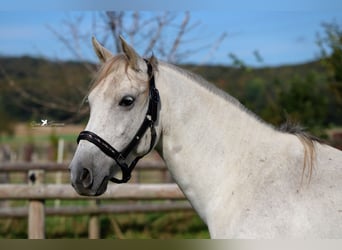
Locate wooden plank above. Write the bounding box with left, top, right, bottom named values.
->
left=0, top=184, right=185, bottom=200
left=0, top=162, right=68, bottom=171
left=0, top=202, right=193, bottom=217
left=0, top=159, right=166, bottom=172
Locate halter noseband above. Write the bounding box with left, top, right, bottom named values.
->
left=76, top=60, right=159, bottom=183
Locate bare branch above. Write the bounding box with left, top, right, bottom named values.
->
left=46, top=15, right=95, bottom=74
left=105, top=11, right=125, bottom=53
left=142, top=13, right=171, bottom=57
left=8, top=11, right=228, bottom=122
left=127, top=11, right=140, bottom=45
left=199, top=32, right=228, bottom=64
left=167, top=12, right=191, bottom=63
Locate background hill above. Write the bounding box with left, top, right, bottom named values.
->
left=0, top=55, right=341, bottom=139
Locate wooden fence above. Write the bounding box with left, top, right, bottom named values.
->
left=0, top=160, right=192, bottom=239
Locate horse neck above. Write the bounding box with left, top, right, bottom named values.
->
left=155, top=63, right=285, bottom=222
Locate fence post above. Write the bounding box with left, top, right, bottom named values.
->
left=28, top=170, right=45, bottom=239
left=88, top=200, right=100, bottom=239
left=55, top=138, right=64, bottom=208
left=0, top=145, right=11, bottom=209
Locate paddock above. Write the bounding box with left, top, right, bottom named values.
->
left=0, top=159, right=194, bottom=239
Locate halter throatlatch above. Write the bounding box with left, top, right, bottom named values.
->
left=77, top=60, right=159, bottom=183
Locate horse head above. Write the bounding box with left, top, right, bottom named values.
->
left=69, top=37, right=160, bottom=196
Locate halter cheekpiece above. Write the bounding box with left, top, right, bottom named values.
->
left=77, top=59, right=159, bottom=184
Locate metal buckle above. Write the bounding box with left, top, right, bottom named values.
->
left=116, top=153, right=126, bottom=165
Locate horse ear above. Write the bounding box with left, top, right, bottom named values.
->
left=92, top=36, right=113, bottom=63
left=119, top=35, right=146, bottom=72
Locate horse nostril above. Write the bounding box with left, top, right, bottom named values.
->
left=80, top=168, right=93, bottom=189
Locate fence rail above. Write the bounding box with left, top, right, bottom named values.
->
left=0, top=183, right=185, bottom=200
left=0, top=159, right=167, bottom=171
left=0, top=202, right=192, bottom=218
left=0, top=160, right=191, bottom=239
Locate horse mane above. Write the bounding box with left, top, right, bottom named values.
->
left=162, top=61, right=325, bottom=185
left=160, top=62, right=270, bottom=127
left=279, top=120, right=323, bottom=184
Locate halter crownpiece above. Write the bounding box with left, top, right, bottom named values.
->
left=76, top=59, right=159, bottom=184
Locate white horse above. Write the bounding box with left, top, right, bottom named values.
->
left=69, top=36, right=342, bottom=238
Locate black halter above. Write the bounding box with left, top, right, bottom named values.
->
left=77, top=60, right=159, bottom=183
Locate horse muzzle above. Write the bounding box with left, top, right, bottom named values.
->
left=70, top=162, right=109, bottom=196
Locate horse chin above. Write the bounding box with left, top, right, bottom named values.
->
left=94, top=176, right=109, bottom=196
left=72, top=175, right=109, bottom=196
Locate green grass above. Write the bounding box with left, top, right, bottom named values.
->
left=0, top=211, right=209, bottom=239
left=1, top=173, right=209, bottom=239
left=0, top=124, right=210, bottom=239
left=0, top=134, right=78, bottom=144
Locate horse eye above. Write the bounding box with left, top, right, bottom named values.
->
left=119, top=96, right=135, bottom=107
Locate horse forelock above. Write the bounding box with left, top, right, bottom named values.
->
left=89, top=54, right=158, bottom=94
left=89, top=54, right=129, bottom=93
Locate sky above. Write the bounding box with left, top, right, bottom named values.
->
left=1, top=2, right=342, bottom=67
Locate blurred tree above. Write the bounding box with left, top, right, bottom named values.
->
left=228, top=53, right=249, bottom=71
left=316, top=21, right=342, bottom=126
left=278, top=72, right=329, bottom=131
left=0, top=57, right=92, bottom=123
left=47, top=11, right=226, bottom=69
left=1, top=11, right=226, bottom=123
left=0, top=97, right=14, bottom=136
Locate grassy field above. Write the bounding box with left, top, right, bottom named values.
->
left=0, top=209, right=209, bottom=239
left=0, top=123, right=81, bottom=143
